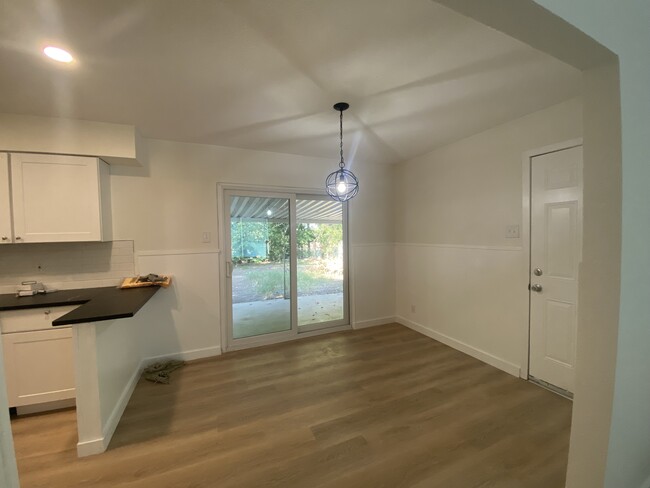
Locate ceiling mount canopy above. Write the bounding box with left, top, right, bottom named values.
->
left=326, top=102, right=359, bottom=202
left=332, top=102, right=349, bottom=112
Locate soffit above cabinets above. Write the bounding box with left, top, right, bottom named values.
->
left=0, top=114, right=144, bottom=167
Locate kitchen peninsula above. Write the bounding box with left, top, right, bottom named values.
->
left=0, top=286, right=161, bottom=457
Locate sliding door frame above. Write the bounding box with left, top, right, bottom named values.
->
left=296, top=193, right=350, bottom=333
left=223, top=189, right=298, bottom=350
left=217, top=183, right=351, bottom=353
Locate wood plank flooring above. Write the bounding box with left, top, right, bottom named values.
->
left=12, top=324, right=572, bottom=487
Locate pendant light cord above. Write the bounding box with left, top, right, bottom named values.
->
left=339, top=109, right=345, bottom=169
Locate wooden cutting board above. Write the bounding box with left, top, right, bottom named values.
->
left=119, top=275, right=172, bottom=289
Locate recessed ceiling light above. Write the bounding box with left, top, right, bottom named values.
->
left=43, top=46, right=74, bottom=63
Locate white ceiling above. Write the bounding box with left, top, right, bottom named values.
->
left=0, top=0, right=581, bottom=165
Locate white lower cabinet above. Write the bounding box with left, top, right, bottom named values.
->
left=3, top=329, right=75, bottom=407
left=1, top=306, right=77, bottom=408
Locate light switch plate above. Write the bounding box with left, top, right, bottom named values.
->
left=506, top=225, right=520, bottom=238
left=201, top=231, right=211, bottom=243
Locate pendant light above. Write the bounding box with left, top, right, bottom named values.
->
left=326, top=102, right=359, bottom=202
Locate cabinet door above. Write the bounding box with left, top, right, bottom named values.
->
left=0, top=306, right=79, bottom=334
left=0, top=154, right=12, bottom=244
left=2, top=328, right=75, bottom=407
left=11, top=153, right=104, bottom=243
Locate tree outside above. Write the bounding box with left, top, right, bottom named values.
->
left=230, top=219, right=343, bottom=303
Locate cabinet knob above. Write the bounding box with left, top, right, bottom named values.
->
left=15, top=236, right=22, bottom=240
left=44, top=310, right=51, bottom=315
left=1, top=236, right=7, bottom=241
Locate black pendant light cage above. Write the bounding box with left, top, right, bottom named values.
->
left=326, top=102, right=359, bottom=202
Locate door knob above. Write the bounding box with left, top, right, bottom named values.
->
left=534, top=267, right=543, bottom=276
left=531, top=284, right=543, bottom=292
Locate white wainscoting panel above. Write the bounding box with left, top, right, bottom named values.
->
left=136, top=251, right=221, bottom=359
left=395, top=243, right=526, bottom=377
left=350, top=243, right=396, bottom=328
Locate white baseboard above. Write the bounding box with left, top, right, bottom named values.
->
left=77, top=345, right=221, bottom=457
left=16, top=398, right=75, bottom=416
left=77, top=436, right=107, bottom=457
left=142, top=346, right=222, bottom=365
left=353, top=316, right=396, bottom=329
left=395, top=316, right=521, bottom=377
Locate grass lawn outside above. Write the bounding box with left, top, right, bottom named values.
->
left=232, top=258, right=343, bottom=303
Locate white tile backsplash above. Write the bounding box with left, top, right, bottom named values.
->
left=0, top=241, right=135, bottom=293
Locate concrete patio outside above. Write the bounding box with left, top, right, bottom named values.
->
left=233, top=292, right=344, bottom=339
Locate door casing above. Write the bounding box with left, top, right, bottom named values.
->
left=520, top=138, right=582, bottom=382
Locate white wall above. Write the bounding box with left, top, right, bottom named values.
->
left=110, top=138, right=394, bottom=250
left=94, top=319, right=141, bottom=429
left=351, top=244, right=395, bottom=328
left=563, top=62, right=621, bottom=488
left=394, top=98, right=582, bottom=375
left=74, top=306, right=155, bottom=457
left=136, top=252, right=221, bottom=360
left=527, top=3, right=650, bottom=487
left=74, top=317, right=140, bottom=456
left=0, top=343, right=18, bottom=487
left=109, top=138, right=396, bottom=355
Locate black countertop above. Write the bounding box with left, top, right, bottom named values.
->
left=0, top=286, right=160, bottom=326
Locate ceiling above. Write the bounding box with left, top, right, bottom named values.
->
left=0, top=0, right=581, bottom=165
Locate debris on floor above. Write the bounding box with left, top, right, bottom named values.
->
left=143, top=360, right=185, bottom=384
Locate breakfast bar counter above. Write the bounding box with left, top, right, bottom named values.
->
left=0, top=287, right=160, bottom=325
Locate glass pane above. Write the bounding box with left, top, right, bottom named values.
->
left=296, top=198, right=344, bottom=326
left=230, top=195, right=292, bottom=339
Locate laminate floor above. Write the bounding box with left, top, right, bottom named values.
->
left=12, top=324, right=572, bottom=487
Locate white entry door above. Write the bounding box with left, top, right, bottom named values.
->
left=529, top=145, right=583, bottom=393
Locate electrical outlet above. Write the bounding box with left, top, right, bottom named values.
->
left=506, top=225, right=520, bottom=238
left=201, top=231, right=211, bottom=243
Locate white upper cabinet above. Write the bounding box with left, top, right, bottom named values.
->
left=6, top=153, right=112, bottom=243
left=0, top=154, right=12, bottom=244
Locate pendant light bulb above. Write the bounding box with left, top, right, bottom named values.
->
left=337, top=181, right=347, bottom=194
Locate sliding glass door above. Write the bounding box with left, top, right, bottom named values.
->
left=224, top=190, right=348, bottom=350
left=296, top=196, right=348, bottom=331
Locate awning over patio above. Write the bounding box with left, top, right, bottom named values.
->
left=230, top=196, right=342, bottom=224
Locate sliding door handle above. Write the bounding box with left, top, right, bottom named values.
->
left=226, top=261, right=233, bottom=278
